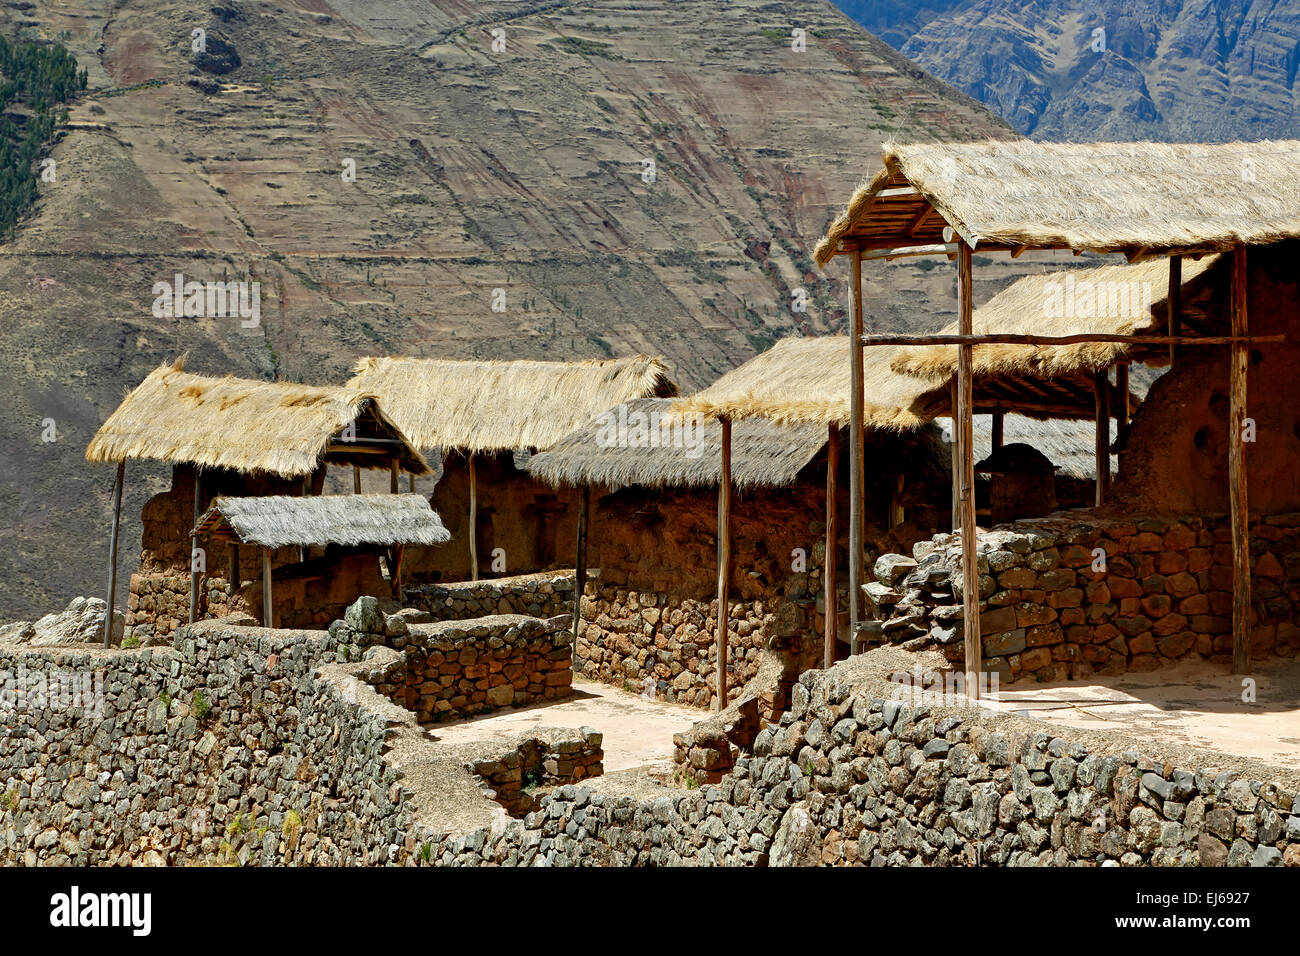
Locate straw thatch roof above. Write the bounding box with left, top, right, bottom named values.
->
left=347, top=355, right=677, bottom=455
left=193, top=494, right=451, bottom=549
left=85, top=359, right=430, bottom=478
left=891, top=255, right=1223, bottom=383
left=673, top=336, right=945, bottom=429
left=526, top=398, right=828, bottom=490
left=815, top=140, right=1300, bottom=266
left=970, top=416, right=1116, bottom=481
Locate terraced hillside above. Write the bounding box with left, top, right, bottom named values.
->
left=0, top=0, right=1016, bottom=618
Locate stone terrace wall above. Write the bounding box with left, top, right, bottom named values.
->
left=5, top=621, right=1299, bottom=866
left=867, top=513, right=1300, bottom=683
left=335, top=597, right=574, bottom=722
left=404, top=571, right=575, bottom=622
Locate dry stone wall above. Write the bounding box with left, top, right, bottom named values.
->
left=866, top=513, right=1300, bottom=683
left=404, top=571, right=575, bottom=621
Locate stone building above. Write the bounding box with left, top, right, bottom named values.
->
left=347, top=354, right=677, bottom=582
left=529, top=337, right=951, bottom=712
left=84, top=358, right=431, bottom=639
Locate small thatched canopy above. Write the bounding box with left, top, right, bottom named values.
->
left=673, top=336, right=944, bottom=428
left=973, top=416, right=1115, bottom=482
left=347, top=355, right=677, bottom=455
left=86, top=359, right=430, bottom=478
left=526, top=398, right=828, bottom=490
left=891, top=256, right=1222, bottom=384
left=193, top=494, right=451, bottom=549
left=815, top=140, right=1300, bottom=266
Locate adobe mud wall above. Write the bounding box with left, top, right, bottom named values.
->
left=409, top=451, right=583, bottom=582
left=868, top=513, right=1300, bottom=683
left=1113, top=242, right=1300, bottom=515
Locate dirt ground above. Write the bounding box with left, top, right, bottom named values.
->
left=985, top=658, right=1300, bottom=770
left=426, top=679, right=704, bottom=774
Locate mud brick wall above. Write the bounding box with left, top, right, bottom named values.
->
left=337, top=600, right=574, bottom=722
left=404, top=571, right=575, bottom=621
left=868, top=513, right=1300, bottom=683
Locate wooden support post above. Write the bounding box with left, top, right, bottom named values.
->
left=261, top=547, right=273, bottom=628
left=956, top=244, right=981, bottom=699
left=228, top=542, right=240, bottom=593
left=189, top=469, right=203, bottom=625
left=392, top=544, right=406, bottom=599
left=889, top=473, right=905, bottom=527
left=1168, top=255, right=1182, bottom=368
left=353, top=465, right=361, bottom=494
left=468, top=454, right=479, bottom=582
left=103, top=461, right=125, bottom=648
left=573, top=485, right=590, bottom=644
left=1116, top=362, right=1131, bottom=427
left=1229, top=244, right=1251, bottom=674
left=824, top=424, right=839, bottom=669
left=1094, top=367, right=1111, bottom=506
left=949, top=383, right=961, bottom=532
left=991, top=411, right=1004, bottom=451
left=389, top=459, right=399, bottom=493
left=715, top=417, right=733, bottom=710
left=847, top=247, right=866, bottom=656
left=409, top=474, right=416, bottom=493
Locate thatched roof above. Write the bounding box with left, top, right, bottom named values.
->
left=673, top=336, right=945, bottom=428
left=347, top=355, right=677, bottom=455
left=944, top=415, right=1115, bottom=481
left=526, top=398, right=828, bottom=490
left=85, top=359, right=430, bottom=478
left=815, top=140, right=1300, bottom=266
left=891, top=256, right=1223, bottom=383
left=193, top=494, right=451, bottom=549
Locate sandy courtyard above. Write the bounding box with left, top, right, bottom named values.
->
left=425, top=679, right=704, bottom=773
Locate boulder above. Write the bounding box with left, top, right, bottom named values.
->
left=4, top=597, right=124, bottom=646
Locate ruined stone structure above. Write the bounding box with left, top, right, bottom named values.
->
left=404, top=571, right=575, bottom=621
left=4, top=626, right=1296, bottom=867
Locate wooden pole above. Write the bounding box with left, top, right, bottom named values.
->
left=991, top=411, right=1004, bottom=450
left=261, top=547, right=273, bottom=628
left=389, top=459, right=399, bottom=493
left=392, top=544, right=406, bottom=599
left=468, top=454, right=479, bottom=582
left=1168, top=255, right=1182, bottom=368
left=889, top=473, right=905, bottom=527
left=573, top=485, right=590, bottom=644
left=228, top=542, right=240, bottom=593
left=957, top=243, right=981, bottom=699
left=847, top=247, right=865, bottom=656
left=949, top=383, right=961, bottom=532
left=409, top=474, right=416, bottom=493
left=103, top=461, right=125, bottom=648
left=715, top=416, right=733, bottom=710
left=353, top=465, right=361, bottom=494
left=824, top=424, right=839, bottom=669
left=1116, top=362, right=1131, bottom=427
left=1094, top=367, right=1111, bottom=506
left=189, top=469, right=203, bottom=625
left=1229, top=243, right=1251, bottom=674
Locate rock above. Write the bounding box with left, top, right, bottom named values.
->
left=194, top=35, right=241, bottom=75
left=344, top=596, right=385, bottom=635
left=770, top=804, right=820, bottom=866
left=874, top=554, right=918, bottom=587
left=11, top=597, right=125, bottom=646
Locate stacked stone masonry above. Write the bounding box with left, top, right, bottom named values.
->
left=329, top=596, right=574, bottom=722
left=4, top=618, right=1298, bottom=866
left=866, top=512, right=1300, bottom=683
left=404, top=571, right=575, bottom=622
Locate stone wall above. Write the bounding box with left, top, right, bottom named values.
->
left=404, top=571, right=575, bottom=621
left=5, top=621, right=1298, bottom=866
left=464, top=728, right=604, bottom=816
left=866, top=512, right=1300, bottom=683
left=335, top=597, right=575, bottom=722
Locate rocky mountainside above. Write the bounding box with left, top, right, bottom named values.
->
left=840, top=0, right=1300, bottom=140
left=0, top=0, right=1021, bottom=619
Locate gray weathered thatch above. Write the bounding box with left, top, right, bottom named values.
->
left=347, top=355, right=677, bottom=454
left=816, top=139, right=1300, bottom=265
left=526, top=398, right=828, bottom=490
left=192, top=494, right=451, bottom=549
left=85, top=358, right=430, bottom=478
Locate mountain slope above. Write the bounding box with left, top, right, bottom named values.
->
left=840, top=0, right=1300, bottom=141
left=0, top=0, right=1016, bottom=619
